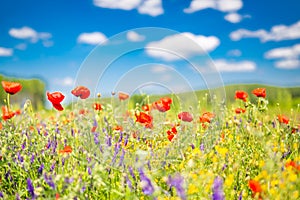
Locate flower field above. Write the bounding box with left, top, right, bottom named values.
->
left=0, top=81, right=300, bottom=200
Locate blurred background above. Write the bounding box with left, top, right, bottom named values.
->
left=0, top=0, right=299, bottom=109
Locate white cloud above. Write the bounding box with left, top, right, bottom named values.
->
left=138, top=0, right=163, bottom=16
left=53, top=77, right=74, bottom=87
left=265, top=44, right=300, bottom=59
left=126, top=31, right=145, bottom=42
left=145, top=32, right=220, bottom=61
left=184, top=0, right=242, bottom=13
left=230, top=20, right=300, bottom=42
left=77, top=32, right=107, bottom=45
left=151, top=65, right=170, bottom=73
left=15, top=43, right=27, bottom=50
left=227, top=49, right=242, bottom=57
left=224, top=12, right=242, bottom=23
left=214, top=59, right=256, bottom=72
left=264, top=44, right=300, bottom=69
left=9, top=26, right=53, bottom=47
left=0, top=47, right=13, bottom=56
left=275, top=59, right=300, bottom=69
left=93, top=0, right=141, bottom=10
left=9, top=26, right=37, bottom=40
left=93, top=0, right=164, bottom=16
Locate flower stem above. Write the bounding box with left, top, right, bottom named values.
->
left=7, top=93, right=10, bottom=112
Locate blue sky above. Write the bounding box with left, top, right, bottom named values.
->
left=1, top=0, right=300, bottom=101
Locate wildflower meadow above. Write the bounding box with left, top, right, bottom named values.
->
left=0, top=81, right=300, bottom=200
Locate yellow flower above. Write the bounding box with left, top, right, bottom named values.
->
left=218, top=147, right=228, bottom=157
left=271, top=179, right=279, bottom=187
left=261, top=170, right=268, bottom=179
left=293, top=143, right=298, bottom=151
left=259, top=160, right=265, bottom=168
left=292, top=191, right=299, bottom=199
left=269, top=188, right=277, bottom=196
left=212, top=155, right=218, bottom=163
left=188, top=184, right=199, bottom=195
left=189, top=173, right=198, bottom=180
left=288, top=172, right=297, bottom=182
left=224, top=174, right=234, bottom=187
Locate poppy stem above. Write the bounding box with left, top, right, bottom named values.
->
left=7, top=93, right=10, bottom=112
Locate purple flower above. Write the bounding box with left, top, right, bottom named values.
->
left=124, top=134, right=129, bottom=146
left=238, top=191, right=243, bottom=200
left=167, top=173, right=186, bottom=200
left=65, top=177, right=74, bottom=184
left=125, top=175, right=132, bottom=190
left=50, top=162, right=56, bottom=172
left=119, top=148, right=125, bottom=167
left=71, top=128, right=75, bottom=137
left=38, top=163, right=44, bottom=174
left=93, top=119, right=98, bottom=127
left=222, top=164, right=227, bottom=171
left=139, top=168, right=154, bottom=196
left=190, top=144, right=195, bottom=149
left=16, top=193, right=20, bottom=200
left=212, top=176, right=224, bottom=200
left=129, top=166, right=136, bottom=180
left=200, top=143, right=205, bottom=152
left=5, top=170, right=11, bottom=181
left=27, top=178, right=35, bottom=198
left=18, top=152, right=24, bottom=163
left=22, top=142, right=26, bottom=150
left=272, top=121, right=276, bottom=128
left=62, top=157, right=65, bottom=166
left=55, top=124, right=60, bottom=133
left=81, top=186, right=86, bottom=193
left=0, top=192, right=3, bottom=198
left=44, top=174, right=55, bottom=189
left=94, top=133, right=99, bottom=145
left=88, top=167, right=92, bottom=175
left=106, top=135, right=111, bottom=147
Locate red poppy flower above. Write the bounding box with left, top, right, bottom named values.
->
left=2, top=106, right=15, bottom=121
left=14, top=109, right=21, bottom=115
left=285, top=160, right=297, bottom=169
left=142, top=104, right=151, bottom=112
left=135, top=112, right=153, bottom=128
left=55, top=193, right=60, bottom=200
left=235, top=90, right=248, bottom=102
left=161, top=97, right=172, bottom=105
left=1, top=81, right=22, bottom=95
left=47, top=92, right=65, bottom=111
left=153, top=97, right=172, bottom=112
left=93, top=103, right=102, bottom=111
left=71, top=86, right=90, bottom=99
left=167, top=126, right=177, bottom=141
left=59, top=146, right=72, bottom=154
left=52, top=103, right=64, bottom=111
left=277, top=114, right=289, bottom=124
left=235, top=108, right=246, bottom=114
left=252, top=88, right=266, bottom=98
left=91, top=126, right=97, bottom=133
left=79, top=109, right=88, bottom=115
left=47, top=92, right=64, bottom=104
left=113, top=125, right=123, bottom=132
left=248, top=180, right=262, bottom=194
left=118, top=91, right=129, bottom=101
left=199, top=112, right=215, bottom=123
left=178, top=111, right=193, bottom=122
